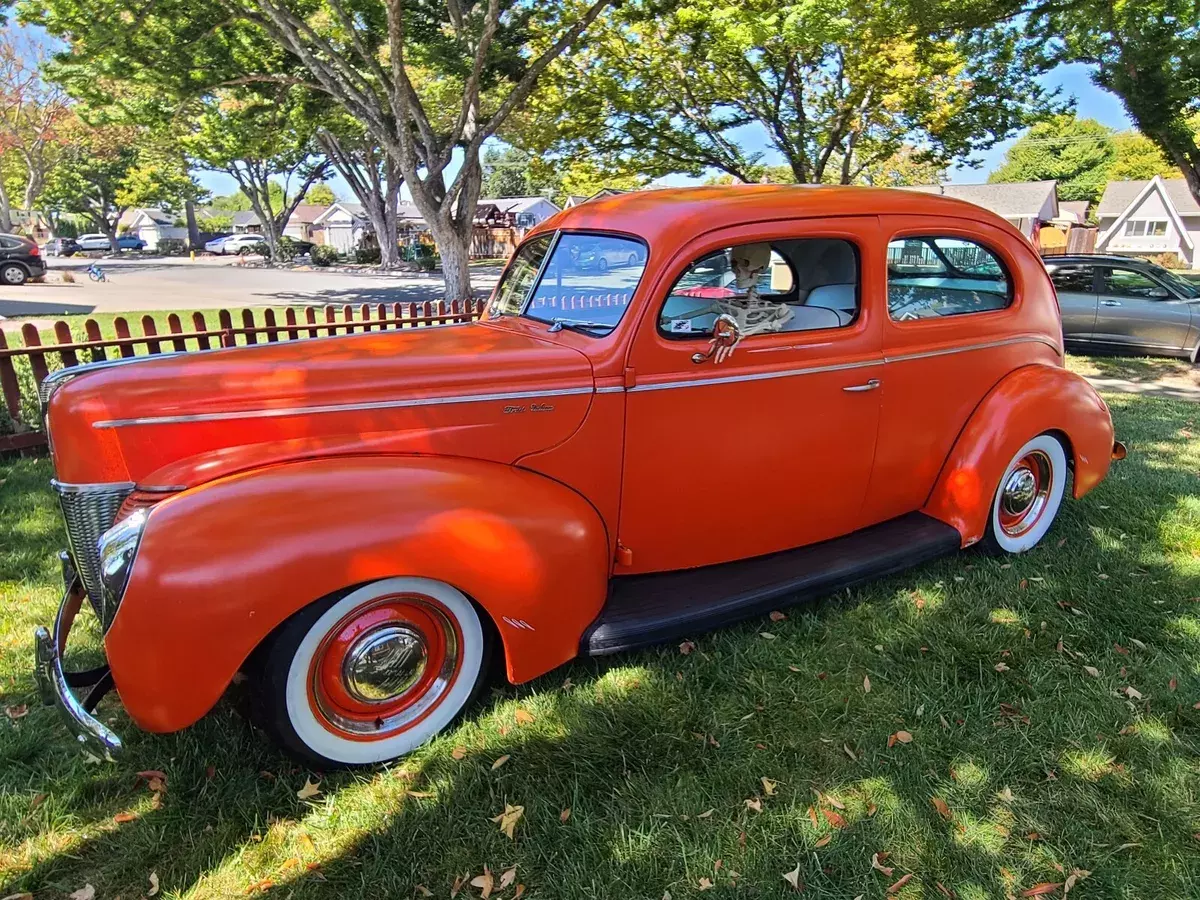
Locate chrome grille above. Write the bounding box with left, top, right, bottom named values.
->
left=52, top=480, right=134, bottom=618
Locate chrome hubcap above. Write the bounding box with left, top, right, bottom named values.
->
left=1001, top=467, right=1037, bottom=517
left=343, top=625, right=428, bottom=704
left=998, top=450, right=1053, bottom=537
left=4, top=268, right=22, bottom=283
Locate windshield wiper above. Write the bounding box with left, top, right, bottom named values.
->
left=546, top=317, right=616, bottom=333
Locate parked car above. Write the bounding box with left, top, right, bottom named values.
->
left=36, top=186, right=1121, bottom=766
left=569, top=238, right=645, bottom=272
left=75, top=233, right=112, bottom=252
left=1048, top=254, right=1200, bottom=362
left=0, top=234, right=46, bottom=285
left=116, top=235, right=146, bottom=251
left=43, top=237, right=80, bottom=257
left=205, top=234, right=267, bottom=255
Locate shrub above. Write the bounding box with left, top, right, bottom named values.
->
left=311, top=245, right=340, bottom=267
left=157, top=238, right=186, bottom=255
left=1146, top=252, right=1185, bottom=270
left=354, top=246, right=382, bottom=264
left=274, top=236, right=299, bottom=262
left=61, top=271, right=75, bottom=283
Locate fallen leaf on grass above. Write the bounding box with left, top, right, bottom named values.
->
left=872, top=853, right=894, bottom=876
left=499, top=867, right=517, bottom=890
left=1063, top=869, right=1090, bottom=895
left=514, top=709, right=535, bottom=726
left=769, top=611, right=787, bottom=622
left=147, top=870, right=160, bottom=897
left=814, top=835, right=832, bottom=848
left=1082, top=666, right=1100, bottom=678
left=113, top=811, right=138, bottom=824
left=761, top=777, right=779, bottom=796
left=415, top=886, right=434, bottom=897
left=698, top=877, right=714, bottom=890
left=843, top=743, right=857, bottom=761
left=491, top=803, right=525, bottom=839
left=931, top=797, right=952, bottom=820
left=1169, top=678, right=1177, bottom=692
left=888, top=730, right=913, bottom=748
left=863, top=675, right=872, bottom=693
left=296, top=778, right=321, bottom=800
left=406, top=790, right=435, bottom=799
left=298, top=832, right=316, bottom=854
left=5, top=704, right=28, bottom=719
left=491, top=755, right=511, bottom=771
left=697, top=808, right=715, bottom=818
left=1020, top=884, right=1062, bottom=897
left=759, top=632, right=777, bottom=640
left=782, top=863, right=803, bottom=891
left=1113, top=842, right=1140, bottom=852
left=69, top=887, right=95, bottom=900
left=1113, top=643, right=1129, bottom=655
left=1130, top=638, right=1146, bottom=650
left=244, top=879, right=275, bottom=894
left=560, top=807, right=571, bottom=822
left=1, top=892, right=33, bottom=900
left=745, top=797, right=762, bottom=813
left=1123, top=686, right=1143, bottom=700
left=822, top=808, right=846, bottom=828
left=452, top=746, right=467, bottom=760
left=679, top=640, right=695, bottom=655
left=451, top=874, right=466, bottom=898
left=887, top=873, right=913, bottom=893
left=994, top=662, right=1010, bottom=673
left=514, top=885, right=525, bottom=899
left=470, top=867, right=494, bottom=899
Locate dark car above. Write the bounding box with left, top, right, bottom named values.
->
left=0, top=234, right=47, bottom=286
left=1046, top=254, right=1200, bottom=362
left=44, top=237, right=80, bottom=257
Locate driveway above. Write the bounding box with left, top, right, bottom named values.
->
left=0, top=255, right=501, bottom=319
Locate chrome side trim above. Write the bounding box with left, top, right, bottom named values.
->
left=93, top=386, right=596, bottom=429
left=595, top=386, right=625, bottom=394
left=883, top=335, right=1060, bottom=364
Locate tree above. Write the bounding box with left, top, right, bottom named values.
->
left=183, top=90, right=329, bottom=261
left=317, top=117, right=404, bottom=267
left=41, top=115, right=196, bottom=250
left=304, top=183, right=337, bottom=205
left=1109, top=129, right=1189, bottom=182
left=27, top=0, right=616, bottom=299
left=0, top=29, right=70, bottom=230
left=528, top=0, right=1060, bottom=187
left=482, top=145, right=534, bottom=198
left=989, top=116, right=1115, bottom=201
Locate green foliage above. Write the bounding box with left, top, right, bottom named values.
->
left=482, top=146, right=534, bottom=198
left=354, top=246, right=382, bottom=265
left=211, top=184, right=286, bottom=212
left=310, top=244, right=339, bottom=267
left=990, top=116, right=1115, bottom=201
left=524, top=0, right=1060, bottom=185
left=1109, top=131, right=1183, bottom=182
left=303, top=183, right=337, bottom=206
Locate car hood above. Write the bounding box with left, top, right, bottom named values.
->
left=47, top=321, right=595, bottom=488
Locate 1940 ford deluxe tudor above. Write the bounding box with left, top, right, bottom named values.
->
left=36, top=186, right=1122, bottom=766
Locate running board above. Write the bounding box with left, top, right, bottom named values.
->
left=582, top=512, right=961, bottom=656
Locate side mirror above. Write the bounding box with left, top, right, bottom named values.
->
left=691, top=313, right=742, bottom=364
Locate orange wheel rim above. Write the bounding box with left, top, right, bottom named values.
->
left=307, top=594, right=463, bottom=741
left=998, top=450, right=1053, bottom=538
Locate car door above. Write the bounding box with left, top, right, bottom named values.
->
left=1093, top=266, right=1193, bottom=353
left=1046, top=262, right=1098, bottom=343
left=618, top=216, right=884, bottom=574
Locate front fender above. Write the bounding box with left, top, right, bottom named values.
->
left=104, top=456, right=611, bottom=733
left=922, top=365, right=1115, bottom=546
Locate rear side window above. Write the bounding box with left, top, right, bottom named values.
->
left=887, top=236, right=1012, bottom=321
left=0, top=236, right=20, bottom=249
left=1048, top=265, right=1096, bottom=293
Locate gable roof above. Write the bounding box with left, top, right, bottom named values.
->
left=230, top=210, right=260, bottom=226
left=1096, top=178, right=1200, bottom=218
left=288, top=204, right=330, bottom=224
left=479, top=196, right=560, bottom=214
left=312, top=201, right=366, bottom=225
left=1057, top=200, right=1090, bottom=225
left=900, top=181, right=1058, bottom=219
left=1097, top=175, right=1194, bottom=250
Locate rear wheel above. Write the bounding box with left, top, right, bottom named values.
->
left=981, top=434, right=1068, bottom=554
left=252, top=577, right=490, bottom=767
left=1, top=263, right=27, bottom=286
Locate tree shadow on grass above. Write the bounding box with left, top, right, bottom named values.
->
left=2, top=395, right=1199, bottom=898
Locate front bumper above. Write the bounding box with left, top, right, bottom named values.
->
left=33, top=552, right=123, bottom=760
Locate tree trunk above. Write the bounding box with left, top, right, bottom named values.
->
left=106, top=223, right=120, bottom=253
left=185, top=200, right=201, bottom=249
left=0, top=180, right=12, bottom=233
left=431, top=221, right=473, bottom=301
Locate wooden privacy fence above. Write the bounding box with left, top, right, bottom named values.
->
left=0, top=300, right=483, bottom=454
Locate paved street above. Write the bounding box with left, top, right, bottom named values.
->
left=0, top=255, right=501, bottom=320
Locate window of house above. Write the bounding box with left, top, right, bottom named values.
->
left=1048, top=265, right=1096, bottom=293
left=1125, top=220, right=1168, bottom=237
left=886, top=236, right=1011, bottom=320
left=658, top=238, right=858, bottom=337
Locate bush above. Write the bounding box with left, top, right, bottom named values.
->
left=274, top=236, right=300, bottom=262
left=354, top=246, right=382, bottom=265
left=1146, top=252, right=1185, bottom=270
left=311, top=245, right=340, bottom=267
left=157, top=238, right=186, bottom=255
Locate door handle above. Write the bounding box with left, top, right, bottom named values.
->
left=843, top=379, right=881, bottom=392
left=1101, top=299, right=1122, bottom=306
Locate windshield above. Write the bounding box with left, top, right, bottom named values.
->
left=1155, top=267, right=1200, bottom=299
left=491, top=232, right=648, bottom=333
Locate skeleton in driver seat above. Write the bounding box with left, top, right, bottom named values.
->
left=708, top=242, right=793, bottom=358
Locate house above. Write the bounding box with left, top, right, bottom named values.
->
left=901, top=181, right=1059, bottom=239
left=284, top=204, right=329, bottom=242
left=126, top=208, right=186, bottom=250
left=230, top=210, right=261, bottom=234
left=1057, top=200, right=1091, bottom=226
left=1095, top=176, right=1198, bottom=268
left=313, top=202, right=368, bottom=253
left=475, top=196, right=560, bottom=228
left=564, top=188, right=632, bottom=208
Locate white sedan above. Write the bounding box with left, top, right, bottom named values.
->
left=76, top=233, right=112, bottom=251
left=205, top=234, right=267, bottom=255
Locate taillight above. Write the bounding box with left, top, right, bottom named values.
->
left=29, top=243, right=40, bottom=257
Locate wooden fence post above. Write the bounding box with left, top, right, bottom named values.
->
left=167, top=314, right=188, bottom=352
left=218, top=310, right=235, bottom=348
left=114, top=318, right=135, bottom=357
left=264, top=309, right=279, bottom=342
left=0, top=330, right=24, bottom=424
left=193, top=312, right=211, bottom=350
left=141, top=315, right=161, bottom=354
left=21, top=324, right=49, bottom=389
left=84, top=320, right=106, bottom=363
left=242, top=309, right=258, bottom=344
left=285, top=308, right=300, bottom=341
left=53, top=322, right=79, bottom=369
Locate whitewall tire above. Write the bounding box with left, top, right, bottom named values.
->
left=983, top=434, right=1068, bottom=554
left=253, top=577, right=489, bottom=767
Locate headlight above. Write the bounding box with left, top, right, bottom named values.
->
left=96, top=508, right=147, bottom=631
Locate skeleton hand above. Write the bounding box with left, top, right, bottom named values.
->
left=713, top=336, right=738, bottom=364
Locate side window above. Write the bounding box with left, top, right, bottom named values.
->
left=0, top=236, right=18, bottom=250
left=1101, top=268, right=1169, bottom=299
left=887, top=236, right=1011, bottom=321
left=658, top=238, right=858, bottom=337
left=1048, top=265, right=1095, bottom=293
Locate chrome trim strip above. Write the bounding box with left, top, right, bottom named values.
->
left=595, top=386, right=625, bottom=394
left=51, top=479, right=137, bottom=494
left=93, top=386, right=596, bottom=429
left=629, top=336, right=1055, bottom=394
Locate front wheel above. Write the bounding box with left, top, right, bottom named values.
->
left=1, top=263, right=27, bottom=286
left=981, top=434, right=1068, bottom=554
left=252, top=577, right=490, bottom=767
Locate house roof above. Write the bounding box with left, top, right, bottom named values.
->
left=1096, top=178, right=1199, bottom=218
left=127, top=207, right=176, bottom=226
left=312, top=201, right=366, bottom=225
left=1097, top=176, right=1194, bottom=250
left=288, top=204, right=330, bottom=224
left=230, top=210, right=260, bottom=226
left=1057, top=200, right=1090, bottom=225
left=900, top=181, right=1058, bottom=219
left=478, top=196, right=560, bottom=214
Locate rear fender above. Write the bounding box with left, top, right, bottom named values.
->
left=922, top=365, right=1115, bottom=546
left=104, top=456, right=611, bottom=733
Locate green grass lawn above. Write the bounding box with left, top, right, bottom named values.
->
left=1, top=367, right=1198, bottom=899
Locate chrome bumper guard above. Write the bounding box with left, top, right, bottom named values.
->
left=33, top=552, right=123, bottom=760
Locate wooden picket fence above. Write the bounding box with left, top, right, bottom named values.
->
left=0, top=300, right=484, bottom=454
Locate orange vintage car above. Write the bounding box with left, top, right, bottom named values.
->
left=36, top=186, right=1122, bottom=766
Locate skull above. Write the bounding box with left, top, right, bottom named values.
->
left=729, top=242, right=772, bottom=290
